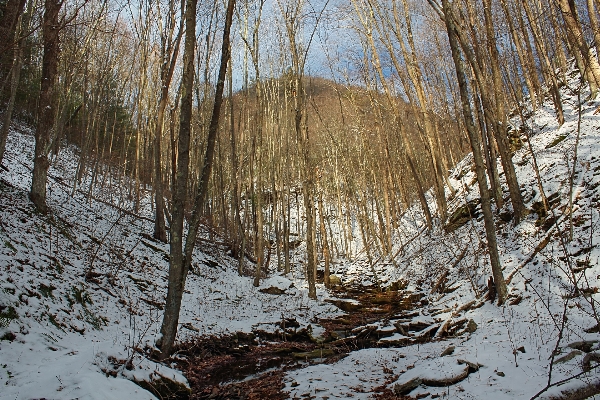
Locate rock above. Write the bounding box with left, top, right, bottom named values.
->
left=498, top=210, right=513, bottom=222
left=324, top=298, right=362, bottom=312
left=329, top=275, right=342, bottom=286
left=378, top=333, right=411, bottom=347
left=496, top=371, right=505, bottom=377
left=259, top=286, right=286, bottom=295
left=259, top=276, right=295, bottom=295
left=555, top=350, right=582, bottom=364
left=444, top=199, right=481, bottom=232
left=292, top=348, right=335, bottom=359
left=457, top=359, right=483, bottom=372
left=582, top=352, right=600, bottom=372
left=508, top=295, right=523, bottom=306
left=440, top=346, right=455, bottom=357
left=567, top=340, right=598, bottom=353
left=467, top=319, right=477, bottom=333
left=386, top=279, right=408, bottom=291
left=422, top=364, right=469, bottom=387
left=394, top=377, right=422, bottom=395
left=393, top=358, right=470, bottom=391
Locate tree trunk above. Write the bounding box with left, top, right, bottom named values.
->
left=157, top=0, right=198, bottom=360
left=0, top=0, right=26, bottom=92
left=556, top=0, right=600, bottom=95
left=521, top=0, right=565, bottom=125
left=30, top=0, right=63, bottom=212
left=481, top=0, right=526, bottom=222
left=153, top=6, right=183, bottom=243
left=587, top=0, right=600, bottom=67
left=318, top=184, right=330, bottom=288
left=498, top=0, right=539, bottom=109
left=0, top=1, right=28, bottom=166
left=159, top=0, right=236, bottom=359
left=439, top=0, right=507, bottom=305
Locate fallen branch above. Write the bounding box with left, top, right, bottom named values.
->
left=455, top=299, right=477, bottom=314
left=530, top=365, right=600, bottom=400
left=431, top=245, right=469, bottom=294
left=76, top=189, right=155, bottom=224
left=435, top=317, right=452, bottom=339
left=392, top=226, right=428, bottom=260
left=505, top=229, right=554, bottom=284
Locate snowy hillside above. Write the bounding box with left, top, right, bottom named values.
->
left=282, top=78, right=600, bottom=399
left=1, top=71, right=600, bottom=400
left=0, top=125, right=339, bottom=398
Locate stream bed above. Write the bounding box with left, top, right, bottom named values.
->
left=172, top=284, right=441, bottom=399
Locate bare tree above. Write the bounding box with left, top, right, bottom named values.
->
left=0, top=0, right=31, bottom=167
left=0, top=0, right=26, bottom=93
left=153, top=0, right=184, bottom=242
left=432, top=0, right=508, bottom=304
left=158, top=0, right=236, bottom=359
left=555, top=0, right=600, bottom=96
left=30, top=0, right=64, bottom=212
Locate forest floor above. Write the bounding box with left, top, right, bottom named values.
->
left=1, top=70, right=600, bottom=399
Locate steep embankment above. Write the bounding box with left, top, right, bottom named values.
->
left=281, top=75, right=600, bottom=399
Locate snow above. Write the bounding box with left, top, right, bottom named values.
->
left=1, top=67, right=600, bottom=399
left=0, top=124, right=339, bottom=397
left=283, top=72, right=600, bottom=398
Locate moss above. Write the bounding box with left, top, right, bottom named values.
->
left=1, top=331, right=16, bottom=341
left=3, top=287, right=15, bottom=295
left=48, top=313, right=66, bottom=332
left=0, top=306, right=18, bottom=328
left=444, top=199, right=481, bottom=233
left=69, top=286, right=92, bottom=308
left=84, top=309, right=108, bottom=330
left=2, top=240, right=16, bottom=252
left=66, top=285, right=106, bottom=330
left=546, top=134, right=568, bottom=149
left=39, top=283, right=56, bottom=298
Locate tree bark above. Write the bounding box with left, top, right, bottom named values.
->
left=157, top=0, right=198, bottom=360
left=158, top=0, right=236, bottom=359
left=498, top=0, right=539, bottom=109
left=0, top=0, right=29, bottom=166
left=30, top=0, right=63, bottom=212
left=438, top=0, right=507, bottom=305
left=556, top=0, right=600, bottom=96
left=520, top=0, right=564, bottom=125
left=0, top=0, right=26, bottom=92
left=481, top=0, right=526, bottom=223
left=318, top=182, right=330, bottom=288
left=153, top=3, right=183, bottom=243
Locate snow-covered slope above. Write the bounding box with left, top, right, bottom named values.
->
left=0, top=124, right=339, bottom=398
left=283, top=77, right=600, bottom=398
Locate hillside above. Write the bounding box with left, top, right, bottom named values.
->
left=1, top=70, right=600, bottom=400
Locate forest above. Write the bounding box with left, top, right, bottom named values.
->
left=1, top=0, right=600, bottom=398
